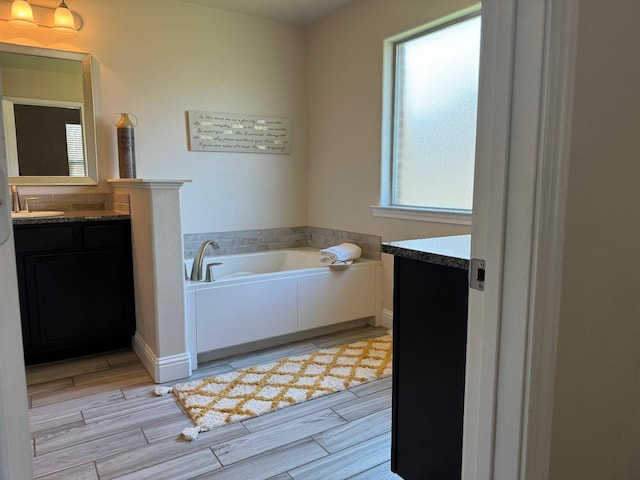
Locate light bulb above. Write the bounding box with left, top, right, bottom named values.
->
left=9, top=0, right=37, bottom=29
left=52, top=1, right=77, bottom=35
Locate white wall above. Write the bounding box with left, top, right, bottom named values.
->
left=0, top=56, right=83, bottom=101
left=549, top=0, right=640, bottom=478
left=306, top=0, right=475, bottom=238
left=0, top=0, right=308, bottom=234
left=306, top=0, right=474, bottom=311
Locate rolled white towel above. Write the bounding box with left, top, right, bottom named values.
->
left=319, top=242, right=361, bottom=264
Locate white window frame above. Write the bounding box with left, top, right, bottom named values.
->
left=372, top=4, right=481, bottom=226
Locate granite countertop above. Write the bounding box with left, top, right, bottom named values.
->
left=381, top=234, right=471, bottom=270
left=11, top=210, right=130, bottom=226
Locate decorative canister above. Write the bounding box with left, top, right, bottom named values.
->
left=113, top=113, right=138, bottom=178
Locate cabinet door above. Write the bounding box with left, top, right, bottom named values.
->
left=391, top=257, right=468, bottom=480
left=22, top=249, right=134, bottom=364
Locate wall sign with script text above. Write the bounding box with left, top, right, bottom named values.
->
left=187, top=111, right=291, bottom=154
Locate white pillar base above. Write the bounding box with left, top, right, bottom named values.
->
left=109, top=178, right=192, bottom=383
left=133, top=333, right=192, bottom=383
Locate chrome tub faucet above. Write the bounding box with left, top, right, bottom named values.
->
left=190, top=240, right=220, bottom=281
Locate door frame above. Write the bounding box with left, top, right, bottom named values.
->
left=464, top=0, right=579, bottom=478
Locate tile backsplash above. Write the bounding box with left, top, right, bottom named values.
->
left=184, top=226, right=381, bottom=260
left=109, top=193, right=131, bottom=214
left=12, top=192, right=130, bottom=214
left=14, top=191, right=380, bottom=260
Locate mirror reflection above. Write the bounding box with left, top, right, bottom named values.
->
left=0, top=43, right=97, bottom=185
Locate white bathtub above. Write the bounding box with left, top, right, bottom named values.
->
left=184, top=247, right=381, bottom=367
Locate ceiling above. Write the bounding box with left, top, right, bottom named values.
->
left=180, top=0, right=354, bottom=26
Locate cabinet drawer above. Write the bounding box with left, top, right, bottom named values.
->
left=82, top=222, right=130, bottom=249
left=14, top=225, right=74, bottom=253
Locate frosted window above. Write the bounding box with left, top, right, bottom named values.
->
left=392, top=15, right=481, bottom=210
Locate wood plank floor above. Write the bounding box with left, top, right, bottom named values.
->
left=26, top=325, right=402, bottom=480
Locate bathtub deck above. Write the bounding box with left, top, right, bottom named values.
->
left=25, top=325, right=401, bottom=480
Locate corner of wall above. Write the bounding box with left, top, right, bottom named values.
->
left=133, top=332, right=192, bottom=383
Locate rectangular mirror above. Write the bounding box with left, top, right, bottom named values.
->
left=0, top=42, right=97, bottom=185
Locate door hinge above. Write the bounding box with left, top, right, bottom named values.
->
left=469, top=258, right=485, bottom=291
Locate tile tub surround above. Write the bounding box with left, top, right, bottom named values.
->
left=307, top=227, right=381, bottom=260
left=9, top=191, right=131, bottom=214
left=184, top=226, right=381, bottom=260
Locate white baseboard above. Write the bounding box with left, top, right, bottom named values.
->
left=133, top=333, right=192, bottom=383
left=381, top=308, right=393, bottom=330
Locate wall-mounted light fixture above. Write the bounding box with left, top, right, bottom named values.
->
left=0, top=0, right=82, bottom=34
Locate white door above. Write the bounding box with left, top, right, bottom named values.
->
left=463, top=0, right=578, bottom=478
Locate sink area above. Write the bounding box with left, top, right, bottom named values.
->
left=11, top=211, right=65, bottom=219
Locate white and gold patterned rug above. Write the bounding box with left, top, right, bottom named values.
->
left=158, top=334, right=392, bottom=439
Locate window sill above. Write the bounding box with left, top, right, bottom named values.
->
left=370, top=205, right=472, bottom=225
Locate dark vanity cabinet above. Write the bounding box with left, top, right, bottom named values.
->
left=382, top=235, right=470, bottom=480
left=13, top=219, right=136, bottom=366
